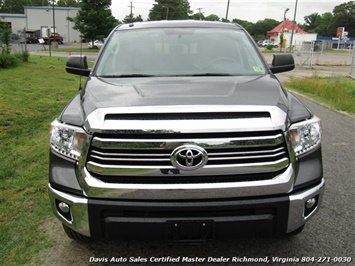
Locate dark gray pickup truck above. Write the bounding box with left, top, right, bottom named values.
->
left=49, top=20, right=324, bottom=242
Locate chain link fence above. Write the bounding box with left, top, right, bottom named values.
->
left=292, top=41, right=354, bottom=73
left=314, top=41, right=353, bottom=66
left=350, top=41, right=355, bottom=79
left=292, top=42, right=314, bottom=68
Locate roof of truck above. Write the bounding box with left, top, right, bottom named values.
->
left=115, top=20, right=243, bottom=31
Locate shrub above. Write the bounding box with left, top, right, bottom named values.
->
left=16, top=50, right=30, bottom=62
left=266, top=44, right=274, bottom=51
left=0, top=51, right=20, bottom=69
left=0, top=49, right=29, bottom=69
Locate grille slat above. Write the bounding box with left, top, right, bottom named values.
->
left=208, top=151, right=287, bottom=161
left=91, top=134, right=285, bottom=150
left=91, top=155, right=171, bottom=162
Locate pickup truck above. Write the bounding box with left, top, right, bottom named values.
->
left=43, top=33, right=63, bottom=44
left=49, top=20, right=324, bottom=242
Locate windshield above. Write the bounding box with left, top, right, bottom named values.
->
left=95, top=27, right=267, bottom=77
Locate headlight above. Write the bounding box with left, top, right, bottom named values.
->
left=49, top=119, right=88, bottom=160
left=289, top=116, right=321, bottom=156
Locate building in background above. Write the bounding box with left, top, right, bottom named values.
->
left=267, top=19, right=317, bottom=48
left=0, top=6, right=81, bottom=43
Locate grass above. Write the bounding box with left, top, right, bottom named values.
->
left=43, top=47, right=99, bottom=54
left=284, top=76, right=355, bottom=114
left=0, top=55, right=353, bottom=264
left=0, top=55, right=82, bottom=265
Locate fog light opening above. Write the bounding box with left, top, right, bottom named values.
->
left=59, top=202, right=70, bottom=213
left=56, top=200, right=72, bottom=221
left=304, top=196, right=319, bottom=217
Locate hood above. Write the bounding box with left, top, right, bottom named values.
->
left=60, top=75, right=291, bottom=127
left=84, top=75, right=287, bottom=110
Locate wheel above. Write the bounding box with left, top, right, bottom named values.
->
left=62, top=224, right=91, bottom=242
left=286, top=224, right=305, bottom=236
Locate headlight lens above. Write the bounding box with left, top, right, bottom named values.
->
left=49, top=119, right=88, bottom=160
left=289, top=116, right=321, bottom=156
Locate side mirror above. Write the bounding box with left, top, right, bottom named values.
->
left=66, top=55, right=91, bottom=76
left=270, top=53, right=295, bottom=74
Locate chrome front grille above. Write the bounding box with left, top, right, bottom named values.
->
left=86, top=130, right=290, bottom=184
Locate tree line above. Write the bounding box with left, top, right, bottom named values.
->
left=0, top=0, right=354, bottom=42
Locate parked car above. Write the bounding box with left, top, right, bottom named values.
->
left=26, top=33, right=38, bottom=44
left=88, top=40, right=105, bottom=49
left=50, top=20, right=324, bottom=242
left=262, top=39, right=278, bottom=48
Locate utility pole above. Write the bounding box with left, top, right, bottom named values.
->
left=196, top=8, right=204, bottom=20
left=289, top=0, right=298, bottom=52
left=52, top=0, right=56, bottom=49
left=52, top=0, right=56, bottom=33
left=128, top=1, right=134, bottom=17
left=225, top=0, right=230, bottom=21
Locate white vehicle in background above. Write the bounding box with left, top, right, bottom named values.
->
left=88, top=39, right=105, bottom=49
left=262, top=39, right=278, bottom=48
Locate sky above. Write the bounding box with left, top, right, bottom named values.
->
left=110, top=0, right=344, bottom=23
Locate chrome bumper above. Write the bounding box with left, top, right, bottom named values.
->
left=287, top=178, right=325, bottom=233
left=48, top=185, right=90, bottom=237
left=49, top=179, right=325, bottom=238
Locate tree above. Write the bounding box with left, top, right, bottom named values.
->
left=148, top=0, right=192, bottom=21
left=32, top=0, right=50, bottom=5
left=232, top=18, right=255, bottom=35
left=204, top=14, right=220, bottom=21
left=303, top=13, right=322, bottom=32
left=253, top=19, right=280, bottom=38
left=300, top=2, right=354, bottom=37
left=232, top=18, right=281, bottom=42
left=302, top=12, right=334, bottom=36
left=123, top=14, right=143, bottom=23
left=329, top=1, right=355, bottom=37
left=57, top=0, right=79, bottom=7
left=0, top=19, right=11, bottom=54
left=67, top=0, right=118, bottom=43
left=190, top=12, right=205, bottom=21
left=0, top=0, right=32, bottom=13
left=319, top=12, right=334, bottom=36
left=0, top=0, right=50, bottom=13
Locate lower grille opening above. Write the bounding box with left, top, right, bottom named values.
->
left=102, top=206, right=277, bottom=219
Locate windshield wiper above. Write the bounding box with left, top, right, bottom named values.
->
left=98, top=73, right=235, bottom=78
left=98, top=74, right=155, bottom=78
left=189, top=73, right=233, bottom=76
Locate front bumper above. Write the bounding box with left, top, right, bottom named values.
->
left=49, top=179, right=325, bottom=240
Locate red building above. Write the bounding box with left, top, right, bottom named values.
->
left=267, top=19, right=307, bottom=43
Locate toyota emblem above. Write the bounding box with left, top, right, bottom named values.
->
left=171, top=145, right=208, bottom=171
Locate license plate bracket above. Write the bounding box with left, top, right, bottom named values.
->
left=166, top=220, right=214, bottom=243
